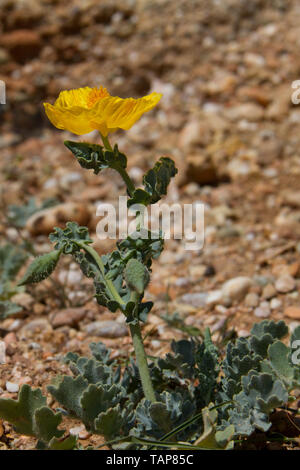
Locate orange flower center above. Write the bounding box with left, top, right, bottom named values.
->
left=87, top=86, right=110, bottom=108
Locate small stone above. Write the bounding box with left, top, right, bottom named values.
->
left=4, top=332, right=17, bottom=356
left=254, top=301, right=271, bottom=318
left=275, top=275, right=296, bottom=294
left=238, top=330, right=250, bottom=338
left=84, top=320, right=128, bottom=338
left=28, top=342, right=41, bottom=350
left=224, top=103, right=264, bottom=122
left=60, top=172, right=82, bottom=189
left=284, top=306, right=300, bottom=320
left=189, top=265, right=207, bottom=277
left=270, top=298, right=282, bottom=310
left=8, top=320, right=22, bottom=331
left=10, top=292, right=34, bottom=310
left=289, top=321, right=300, bottom=333
left=70, top=425, right=85, bottom=436
left=262, top=283, right=277, bottom=300
left=245, top=292, right=259, bottom=308
left=221, top=276, right=252, bottom=303
left=51, top=308, right=86, bottom=328
left=67, top=270, right=83, bottom=285
left=178, top=292, right=207, bottom=308
left=79, top=429, right=91, bottom=440
left=174, top=277, right=190, bottom=287
left=206, top=290, right=222, bottom=306
left=6, top=382, right=19, bottom=393
left=20, top=318, right=52, bottom=335
left=253, top=275, right=272, bottom=287
left=215, top=305, right=228, bottom=315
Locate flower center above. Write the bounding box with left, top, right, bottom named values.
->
left=87, top=86, right=110, bottom=108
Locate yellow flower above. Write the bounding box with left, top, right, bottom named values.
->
left=43, top=86, right=162, bottom=137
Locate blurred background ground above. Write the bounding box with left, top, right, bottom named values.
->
left=1, top=0, right=300, bottom=449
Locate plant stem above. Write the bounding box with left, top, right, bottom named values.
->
left=76, top=241, right=125, bottom=307
left=100, top=134, right=113, bottom=151
left=100, top=132, right=135, bottom=197
left=129, top=317, right=156, bottom=403
left=115, top=165, right=135, bottom=197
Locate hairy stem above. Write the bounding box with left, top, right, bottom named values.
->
left=100, top=133, right=135, bottom=197
left=115, top=165, right=136, bottom=197
left=130, top=292, right=156, bottom=403
left=76, top=241, right=125, bottom=307
left=100, top=134, right=113, bottom=151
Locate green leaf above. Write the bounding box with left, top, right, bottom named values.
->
left=64, top=141, right=127, bottom=175
left=33, top=406, right=64, bottom=443
left=48, top=375, right=88, bottom=419
left=143, top=157, right=178, bottom=203
left=48, top=435, right=77, bottom=450
left=0, top=384, right=46, bottom=436
left=124, top=258, right=150, bottom=295
left=18, top=250, right=61, bottom=285
left=128, top=157, right=178, bottom=207
left=268, top=340, right=296, bottom=388
left=80, top=383, right=123, bottom=430
left=94, top=405, right=124, bottom=439
left=251, top=320, right=288, bottom=341
left=49, top=222, right=92, bottom=255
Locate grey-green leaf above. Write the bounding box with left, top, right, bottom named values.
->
left=18, top=250, right=61, bottom=285
left=124, top=258, right=150, bottom=295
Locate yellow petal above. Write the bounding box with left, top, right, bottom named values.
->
left=54, top=87, right=93, bottom=109
left=91, top=92, right=162, bottom=132
left=44, top=103, right=95, bottom=135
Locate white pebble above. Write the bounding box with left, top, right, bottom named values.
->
left=6, top=382, right=19, bottom=393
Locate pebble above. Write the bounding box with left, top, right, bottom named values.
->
left=51, top=308, right=86, bottom=328
left=284, top=306, right=300, bottom=320
left=7, top=320, right=22, bottom=331
left=253, top=275, right=272, bottom=287
left=270, top=298, right=282, bottom=310
left=262, top=283, right=277, bottom=300
left=178, top=292, right=207, bottom=308
left=58, top=269, right=83, bottom=286
left=221, top=276, right=252, bottom=303
left=4, top=333, right=17, bottom=356
left=28, top=342, right=42, bottom=350
left=69, top=425, right=83, bottom=436
left=20, top=318, right=52, bottom=335
left=206, top=290, right=222, bottom=306
left=83, top=320, right=128, bottom=338
left=289, top=321, right=300, bottom=333
left=238, top=330, right=250, bottom=338
left=245, top=292, right=259, bottom=308
left=254, top=301, right=271, bottom=318
left=6, top=382, right=19, bottom=393
left=275, top=275, right=296, bottom=294
left=10, top=292, right=34, bottom=310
